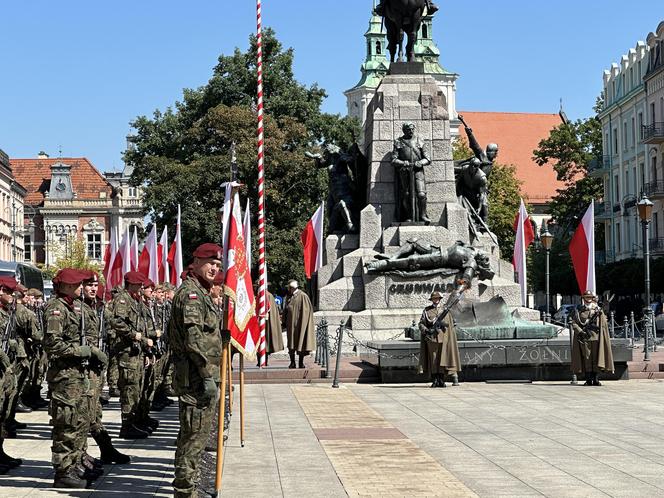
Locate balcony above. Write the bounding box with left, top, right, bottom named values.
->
left=588, top=156, right=612, bottom=177
left=595, top=250, right=615, bottom=265
left=594, top=201, right=612, bottom=220
left=644, top=180, right=664, bottom=199
left=642, top=122, right=664, bottom=144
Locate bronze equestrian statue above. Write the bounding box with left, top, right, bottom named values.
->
left=375, top=0, right=439, bottom=63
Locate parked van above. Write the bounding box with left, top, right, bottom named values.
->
left=0, top=261, right=45, bottom=293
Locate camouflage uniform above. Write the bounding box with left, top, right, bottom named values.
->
left=43, top=296, right=94, bottom=479
left=170, top=275, right=222, bottom=497
left=107, top=288, right=149, bottom=434
left=21, top=302, right=47, bottom=408
left=136, top=299, right=159, bottom=428
left=0, top=305, right=16, bottom=435
left=5, top=303, right=38, bottom=424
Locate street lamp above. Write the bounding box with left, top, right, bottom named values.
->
left=541, top=226, right=554, bottom=322
left=638, top=194, right=654, bottom=361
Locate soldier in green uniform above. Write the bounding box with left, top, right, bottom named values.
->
left=79, top=271, right=131, bottom=465
left=170, top=243, right=223, bottom=498
left=152, top=283, right=174, bottom=410
left=136, top=279, right=161, bottom=432
left=0, top=276, right=23, bottom=473
left=21, top=288, right=49, bottom=410
left=105, top=286, right=122, bottom=398
left=44, top=269, right=106, bottom=488
left=418, top=291, right=461, bottom=388
left=107, top=271, right=155, bottom=439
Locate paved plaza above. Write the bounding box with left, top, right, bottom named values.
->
left=2, top=380, right=664, bottom=497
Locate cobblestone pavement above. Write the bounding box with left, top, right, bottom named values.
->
left=3, top=380, right=664, bottom=497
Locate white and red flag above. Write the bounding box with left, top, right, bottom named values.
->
left=102, top=226, right=119, bottom=299
left=512, top=199, right=535, bottom=307
left=138, top=224, right=159, bottom=283
left=569, top=200, right=596, bottom=295
left=301, top=202, right=325, bottom=279
left=167, top=205, right=184, bottom=286
left=118, top=226, right=132, bottom=275
left=130, top=226, right=140, bottom=272
left=224, top=192, right=260, bottom=359
left=243, top=198, right=252, bottom=272
left=158, top=227, right=169, bottom=284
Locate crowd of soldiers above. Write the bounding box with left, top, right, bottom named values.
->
left=0, top=241, right=317, bottom=496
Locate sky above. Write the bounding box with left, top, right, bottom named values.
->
left=0, top=1, right=662, bottom=172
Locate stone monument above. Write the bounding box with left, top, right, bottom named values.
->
left=315, top=63, right=526, bottom=344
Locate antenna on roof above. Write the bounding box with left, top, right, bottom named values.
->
left=58, top=145, right=63, bottom=159
left=559, top=98, right=569, bottom=125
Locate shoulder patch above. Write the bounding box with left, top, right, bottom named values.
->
left=188, top=293, right=198, bottom=300
left=52, top=310, right=61, bottom=316
left=119, top=299, right=126, bottom=304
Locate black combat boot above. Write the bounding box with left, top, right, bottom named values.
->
left=76, top=463, right=102, bottom=481
left=438, top=374, right=447, bottom=388
left=119, top=423, right=149, bottom=440
left=15, top=401, right=33, bottom=413
left=298, top=353, right=306, bottom=369
left=430, top=375, right=438, bottom=388
left=592, top=372, right=602, bottom=386
left=0, top=438, right=22, bottom=468
left=108, top=387, right=121, bottom=398
left=584, top=372, right=593, bottom=386
left=93, top=430, right=131, bottom=465
left=288, top=350, right=296, bottom=369
left=83, top=452, right=104, bottom=469
left=53, top=468, right=87, bottom=489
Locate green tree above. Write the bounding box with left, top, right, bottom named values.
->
left=125, top=29, right=359, bottom=291
left=452, top=137, right=523, bottom=260
left=529, top=96, right=605, bottom=297
left=42, top=236, right=102, bottom=280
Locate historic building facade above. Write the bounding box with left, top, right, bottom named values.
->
left=10, top=153, right=143, bottom=266
left=0, top=149, right=27, bottom=262
left=595, top=31, right=653, bottom=263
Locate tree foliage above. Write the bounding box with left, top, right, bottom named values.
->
left=125, top=29, right=359, bottom=291
left=41, top=236, right=102, bottom=280
left=452, top=137, right=523, bottom=260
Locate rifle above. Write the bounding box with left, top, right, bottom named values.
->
left=79, top=303, right=89, bottom=370
left=430, top=284, right=469, bottom=333
left=97, top=302, right=107, bottom=354
left=1, top=301, right=17, bottom=360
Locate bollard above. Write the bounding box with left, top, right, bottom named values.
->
left=332, top=320, right=345, bottom=388
left=567, top=315, right=577, bottom=385
left=610, top=311, right=615, bottom=337
left=623, top=316, right=628, bottom=341
left=324, top=321, right=330, bottom=379
left=630, top=312, right=635, bottom=348
left=315, top=324, right=320, bottom=365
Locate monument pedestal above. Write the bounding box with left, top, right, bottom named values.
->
left=316, top=71, right=523, bottom=346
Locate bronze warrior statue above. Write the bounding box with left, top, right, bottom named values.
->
left=392, top=123, right=431, bottom=224
left=365, top=240, right=495, bottom=287
left=374, top=0, right=438, bottom=62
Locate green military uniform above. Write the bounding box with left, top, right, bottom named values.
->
left=571, top=302, right=615, bottom=385
left=107, top=288, right=149, bottom=435
left=0, top=305, right=18, bottom=456
left=170, top=275, right=222, bottom=497
left=105, top=287, right=122, bottom=396
left=5, top=303, right=38, bottom=425
left=43, top=296, right=94, bottom=480
left=21, top=303, right=47, bottom=409
left=136, top=299, right=159, bottom=429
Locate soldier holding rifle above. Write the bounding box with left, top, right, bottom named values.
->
left=570, top=290, right=614, bottom=386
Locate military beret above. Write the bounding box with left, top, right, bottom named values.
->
left=143, top=278, right=156, bottom=289
left=15, top=283, right=27, bottom=293
left=124, top=271, right=147, bottom=285
left=192, top=243, right=223, bottom=260
left=53, top=268, right=87, bottom=286
left=81, top=270, right=99, bottom=283
left=26, top=288, right=43, bottom=298
left=0, top=276, right=18, bottom=292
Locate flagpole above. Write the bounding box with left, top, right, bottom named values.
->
left=227, top=348, right=233, bottom=414
left=256, top=0, right=268, bottom=368
left=215, top=337, right=229, bottom=495
left=239, top=355, right=245, bottom=447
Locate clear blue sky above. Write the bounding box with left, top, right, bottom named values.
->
left=0, top=1, right=661, bottom=172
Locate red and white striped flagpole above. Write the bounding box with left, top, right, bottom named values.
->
left=256, top=0, right=268, bottom=368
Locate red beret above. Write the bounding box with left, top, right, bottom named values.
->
left=124, top=271, right=147, bottom=285
left=193, top=243, right=223, bottom=260
left=81, top=270, right=99, bottom=282
left=143, top=278, right=155, bottom=289
left=53, top=268, right=87, bottom=286
left=0, top=276, right=18, bottom=292
left=212, top=272, right=224, bottom=285
left=15, top=283, right=28, bottom=293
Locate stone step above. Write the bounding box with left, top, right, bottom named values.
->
left=628, top=371, right=664, bottom=380
left=627, top=361, right=664, bottom=373
left=230, top=357, right=379, bottom=384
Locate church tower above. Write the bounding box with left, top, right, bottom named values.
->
left=344, top=2, right=390, bottom=125
left=345, top=4, right=459, bottom=136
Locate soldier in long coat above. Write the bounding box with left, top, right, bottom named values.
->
left=418, top=291, right=461, bottom=388
left=265, top=290, right=284, bottom=361
left=571, top=290, right=614, bottom=386
left=284, top=280, right=315, bottom=369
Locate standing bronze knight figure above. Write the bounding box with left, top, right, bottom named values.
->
left=570, top=290, right=614, bottom=386
left=418, top=291, right=461, bottom=387
left=392, top=122, right=431, bottom=224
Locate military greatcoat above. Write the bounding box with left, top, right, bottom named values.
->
left=570, top=304, right=614, bottom=374
left=418, top=303, right=461, bottom=377
left=285, top=290, right=316, bottom=353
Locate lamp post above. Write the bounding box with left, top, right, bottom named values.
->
left=638, top=194, right=654, bottom=361
left=541, top=227, right=554, bottom=322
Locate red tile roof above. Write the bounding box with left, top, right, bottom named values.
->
left=9, top=157, right=113, bottom=205
left=457, top=111, right=565, bottom=204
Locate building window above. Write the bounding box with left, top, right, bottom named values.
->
left=625, top=170, right=630, bottom=196
left=375, top=41, right=381, bottom=55
left=651, top=103, right=656, bottom=124
left=623, top=122, right=628, bottom=150
left=630, top=67, right=634, bottom=88
left=87, top=233, right=102, bottom=260
left=653, top=156, right=658, bottom=185
left=640, top=162, right=645, bottom=191
left=638, top=112, right=644, bottom=140
left=23, top=235, right=31, bottom=262
left=614, top=174, right=620, bottom=202
left=632, top=117, right=636, bottom=146
left=655, top=212, right=660, bottom=240
left=127, top=187, right=137, bottom=198
left=421, top=23, right=428, bottom=39
left=616, top=223, right=621, bottom=253
left=613, top=128, right=618, bottom=154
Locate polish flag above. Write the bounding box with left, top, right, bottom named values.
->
left=224, top=192, right=260, bottom=358
left=167, top=205, right=183, bottom=286
left=102, top=226, right=118, bottom=300
left=243, top=198, right=252, bottom=272
left=138, top=224, right=159, bottom=283
left=569, top=201, right=596, bottom=295
left=130, top=226, right=139, bottom=272
left=113, top=226, right=132, bottom=282
left=512, top=199, right=535, bottom=307
left=158, top=227, right=169, bottom=283
left=301, top=202, right=324, bottom=279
